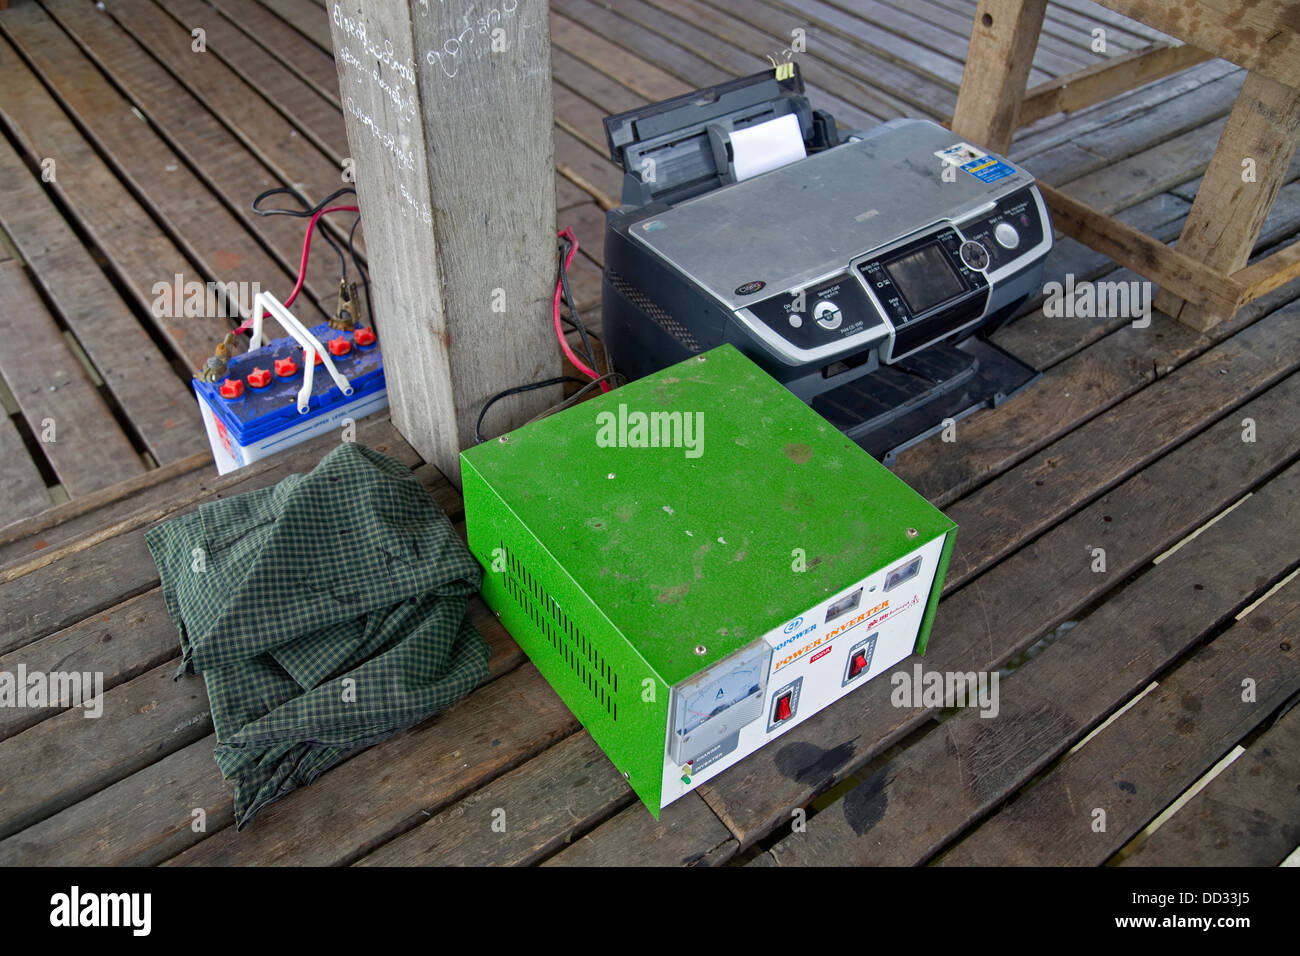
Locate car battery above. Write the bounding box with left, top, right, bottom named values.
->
left=461, top=344, right=955, bottom=816
left=192, top=294, right=387, bottom=474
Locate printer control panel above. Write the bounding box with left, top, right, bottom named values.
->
left=744, top=273, right=890, bottom=352
left=953, top=187, right=1045, bottom=275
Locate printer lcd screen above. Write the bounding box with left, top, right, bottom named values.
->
left=885, top=244, right=965, bottom=316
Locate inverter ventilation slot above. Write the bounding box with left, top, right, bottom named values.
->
left=608, top=269, right=701, bottom=352
left=501, top=543, right=618, bottom=721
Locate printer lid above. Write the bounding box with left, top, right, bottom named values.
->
left=626, top=119, right=1038, bottom=311
left=604, top=65, right=830, bottom=204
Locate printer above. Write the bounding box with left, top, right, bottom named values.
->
left=600, top=65, right=1053, bottom=461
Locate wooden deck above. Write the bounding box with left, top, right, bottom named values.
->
left=0, top=0, right=1297, bottom=866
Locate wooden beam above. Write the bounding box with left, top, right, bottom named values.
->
left=1097, top=0, right=1300, bottom=90
left=1018, top=43, right=1211, bottom=127
left=1156, top=69, right=1300, bottom=329
left=1231, top=240, right=1300, bottom=305
left=327, top=1, right=561, bottom=484
left=950, top=0, right=1048, bottom=154
left=1037, top=181, right=1244, bottom=317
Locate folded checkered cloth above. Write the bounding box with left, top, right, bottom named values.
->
left=146, top=442, right=488, bottom=828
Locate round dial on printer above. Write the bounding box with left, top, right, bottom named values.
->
left=959, top=240, right=990, bottom=271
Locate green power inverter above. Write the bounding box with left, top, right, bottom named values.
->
left=461, top=345, right=955, bottom=817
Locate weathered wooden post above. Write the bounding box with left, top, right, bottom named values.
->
left=327, top=0, right=559, bottom=484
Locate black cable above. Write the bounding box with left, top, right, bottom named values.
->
left=251, top=185, right=352, bottom=278
left=558, top=237, right=598, bottom=372
left=475, top=376, right=585, bottom=445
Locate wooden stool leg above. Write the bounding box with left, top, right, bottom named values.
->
left=950, top=0, right=1048, bottom=154
left=1155, top=70, right=1300, bottom=330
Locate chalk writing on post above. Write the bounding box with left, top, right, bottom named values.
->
left=421, top=0, right=523, bottom=78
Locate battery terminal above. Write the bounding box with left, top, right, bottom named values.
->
left=330, top=278, right=362, bottom=330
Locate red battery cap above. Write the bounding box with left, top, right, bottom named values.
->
left=246, top=367, right=272, bottom=389
left=353, top=326, right=376, bottom=347
left=327, top=337, right=352, bottom=357
left=274, top=357, right=298, bottom=377
left=218, top=378, right=244, bottom=399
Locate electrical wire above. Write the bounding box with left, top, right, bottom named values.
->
left=523, top=371, right=625, bottom=426
left=474, top=376, right=586, bottom=445
left=235, top=203, right=359, bottom=334
left=558, top=234, right=597, bottom=372
left=252, top=186, right=351, bottom=278
left=553, top=227, right=609, bottom=392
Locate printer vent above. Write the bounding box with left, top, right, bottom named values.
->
left=609, top=270, right=701, bottom=352
left=502, top=543, right=619, bottom=721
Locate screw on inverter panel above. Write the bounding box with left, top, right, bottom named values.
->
left=694, top=645, right=707, bottom=655
left=498, top=435, right=509, bottom=443
left=906, top=528, right=918, bottom=538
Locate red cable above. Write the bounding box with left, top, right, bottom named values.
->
left=554, top=227, right=609, bottom=392
left=236, top=204, right=360, bottom=334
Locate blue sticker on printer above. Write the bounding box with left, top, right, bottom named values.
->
left=960, top=157, right=1016, bottom=183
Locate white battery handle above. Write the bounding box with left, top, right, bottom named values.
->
left=249, top=291, right=354, bottom=413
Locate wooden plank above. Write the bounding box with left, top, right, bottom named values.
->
left=0, top=413, right=49, bottom=521
left=542, top=792, right=736, bottom=866
left=1159, top=70, right=1300, bottom=329
left=894, top=252, right=1298, bottom=511
left=0, top=417, right=420, bottom=654
left=762, top=455, right=1300, bottom=866
left=551, top=0, right=734, bottom=91
left=554, top=127, right=622, bottom=211
left=356, top=732, right=635, bottom=866
left=203, top=0, right=342, bottom=105
left=327, top=1, right=560, bottom=484
left=1123, top=706, right=1300, bottom=867
left=797, top=0, right=1076, bottom=81
left=0, top=659, right=211, bottom=840
left=0, top=736, right=233, bottom=867
left=994, top=177, right=1300, bottom=375
left=258, top=0, right=334, bottom=52
left=939, top=576, right=1300, bottom=865
left=1095, top=0, right=1300, bottom=89
left=691, top=0, right=930, bottom=122
left=950, top=0, right=1049, bottom=153
left=164, top=662, right=571, bottom=865
left=1018, top=43, right=1212, bottom=127
left=1010, top=59, right=1240, bottom=161
left=39, top=0, right=344, bottom=315
left=0, top=35, right=233, bottom=370
left=148, top=0, right=344, bottom=166
left=1038, top=181, right=1243, bottom=316
left=3, top=3, right=335, bottom=332
left=607, top=0, right=899, bottom=128
left=1232, top=237, right=1300, bottom=304
left=0, top=592, right=516, bottom=847
left=696, top=309, right=1300, bottom=846
left=0, top=261, right=145, bottom=495
left=0, top=589, right=175, bottom=742
left=0, top=137, right=204, bottom=467
left=99, top=0, right=343, bottom=190
left=0, top=416, right=420, bottom=577
left=549, top=10, right=691, bottom=104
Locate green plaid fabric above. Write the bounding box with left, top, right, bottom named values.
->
left=145, top=443, right=488, bottom=829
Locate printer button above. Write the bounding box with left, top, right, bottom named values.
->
left=788, top=313, right=803, bottom=329
left=813, top=301, right=842, bottom=330
left=994, top=222, right=1020, bottom=249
